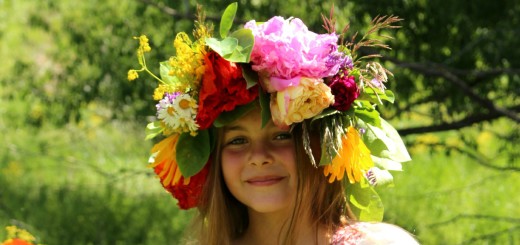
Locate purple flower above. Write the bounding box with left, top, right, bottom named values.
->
left=156, top=92, right=180, bottom=112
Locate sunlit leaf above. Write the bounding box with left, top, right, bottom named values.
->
left=159, top=61, right=181, bottom=87
left=220, top=2, right=237, bottom=38
left=346, top=181, right=384, bottom=222
left=145, top=121, right=163, bottom=140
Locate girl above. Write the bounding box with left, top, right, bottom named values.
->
left=129, top=3, right=418, bottom=244
left=194, top=105, right=418, bottom=244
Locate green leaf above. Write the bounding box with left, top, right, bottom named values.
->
left=241, top=64, right=259, bottom=89
left=367, top=167, right=395, bottom=187
left=358, top=118, right=411, bottom=163
left=259, top=88, right=271, bottom=128
left=145, top=121, right=163, bottom=140
left=371, top=155, right=403, bottom=171
left=354, top=105, right=381, bottom=127
left=160, top=61, right=181, bottom=87
left=358, top=87, right=395, bottom=104
left=310, top=108, right=341, bottom=123
left=213, top=102, right=256, bottom=128
left=176, top=130, right=211, bottom=177
left=206, top=29, right=254, bottom=63
left=220, top=2, right=237, bottom=38
left=206, top=37, right=238, bottom=57
left=380, top=118, right=411, bottom=162
left=228, top=28, right=254, bottom=63
left=346, top=181, right=384, bottom=222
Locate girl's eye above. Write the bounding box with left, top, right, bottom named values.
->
left=227, top=137, right=248, bottom=145
left=274, top=132, right=292, bottom=140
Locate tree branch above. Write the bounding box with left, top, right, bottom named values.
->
left=397, top=105, right=520, bottom=136
left=411, top=141, right=520, bottom=171
left=429, top=214, right=520, bottom=228
left=137, top=0, right=244, bottom=24
left=384, top=57, right=520, bottom=123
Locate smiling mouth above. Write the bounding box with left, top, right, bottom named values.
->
left=246, top=176, right=285, bottom=186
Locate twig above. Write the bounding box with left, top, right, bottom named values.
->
left=397, top=105, right=520, bottom=136
left=458, top=225, right=520, bottom=245
left=137, top=0, right=244, bottom=24
left=415, top=142, right=520, bottom=171
left=429, top=214, right=520, bottom=228
left=384, top=57, right=520, bottom=123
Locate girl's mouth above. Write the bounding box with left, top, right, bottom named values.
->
left=246, top=176, right=285, bottom=186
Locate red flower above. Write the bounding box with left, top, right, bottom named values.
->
left=196, top=51, right=258, bottom=129
left=329, top=74, right=359, bottom=111
left=154, top=158, right=210, bottom=209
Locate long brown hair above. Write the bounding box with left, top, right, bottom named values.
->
left=190, top=121, right=355, bottom=245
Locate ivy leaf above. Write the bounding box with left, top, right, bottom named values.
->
left=346, top=181, right=384, bottom=222
left=176, top=130, right=211, bottom=177
left=213, top=102, right=256, bottom=128
left=259, top=88, right=271, bottom=128
left=241, top=64, right=259, bottom=89
left=220, top=2, right=237, bottom=38
left=145, top=121, right=163, bottom=140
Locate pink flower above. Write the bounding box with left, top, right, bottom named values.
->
left=245, top=17, right=342, bottom=92
left=329, top=73, right=358, bottom=111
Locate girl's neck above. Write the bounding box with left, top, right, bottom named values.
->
left=236, top=208, right=329, bottom=245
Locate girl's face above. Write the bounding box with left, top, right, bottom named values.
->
left=221, top=108, right=297, bottom=214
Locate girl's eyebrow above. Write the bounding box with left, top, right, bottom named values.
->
left=223, top=125, right=247, bottom=132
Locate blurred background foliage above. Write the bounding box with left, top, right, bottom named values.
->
left=0, top=0, right=518, bottom=244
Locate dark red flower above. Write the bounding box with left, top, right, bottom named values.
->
left=154, top=159, right=210, bottom=209
left=196, top=51, right=258, bottom=129
left=329, top=74, right=359, bottom=111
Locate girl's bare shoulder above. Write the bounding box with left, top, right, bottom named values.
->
left=331, top=222, right=419, bottom=245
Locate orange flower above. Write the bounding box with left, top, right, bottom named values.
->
left=323, top=126, right=373, bottom=183
left=1, top=238, right=35, bottom=245
left=149, top=134, right=209, bottom=209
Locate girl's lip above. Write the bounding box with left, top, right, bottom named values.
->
left=245, top=176, right=285, bottom=186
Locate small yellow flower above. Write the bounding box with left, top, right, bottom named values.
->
left=127, top=69, right=139, bottom=81
left=137, top=35, right=151, bottom=52
left=324, top=126, right=374, bottom=183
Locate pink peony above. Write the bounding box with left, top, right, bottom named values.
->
left=245, top=17, right=342, bottom=92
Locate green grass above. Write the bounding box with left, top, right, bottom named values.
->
left=379, top=119, right=520, bottom=244
left=0, top=108, right=195, bottom=244
left=1, top=101, right=519, bottom=244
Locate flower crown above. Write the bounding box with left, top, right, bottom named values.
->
left=128, top=3, right=410, bottom=221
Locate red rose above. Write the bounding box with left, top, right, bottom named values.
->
left=154, top=159, right=210, bottom=209
left=329, top=74, right=359, bottom=111
left=196, top=51, right=258, bottom=129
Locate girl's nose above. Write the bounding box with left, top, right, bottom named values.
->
left=249, top=142, right=274, bottom=166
